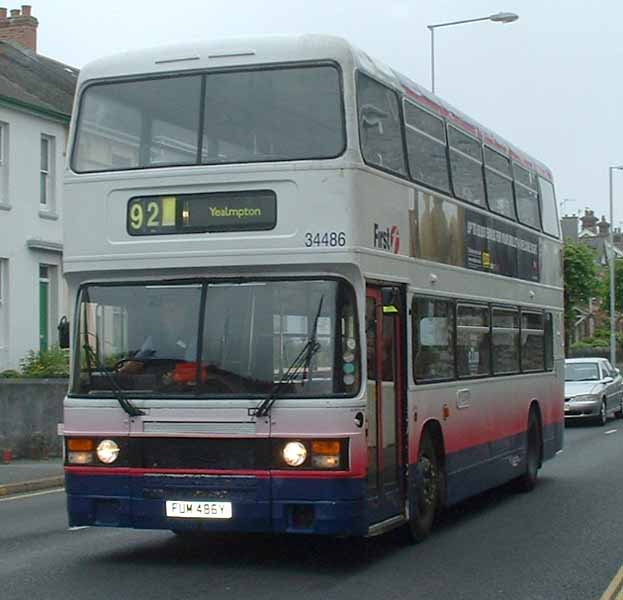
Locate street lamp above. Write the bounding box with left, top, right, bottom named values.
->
left=427, top=12, right=519, bottom=94
left=609, top=166, right=623, bottom=366
left=559, top=198, right=576, bottom=215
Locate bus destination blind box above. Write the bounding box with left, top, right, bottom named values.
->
left=127, top=190, right=277, bottom=235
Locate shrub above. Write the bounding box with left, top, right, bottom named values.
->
left=0, top=369, right=20, bottom=379
left=19, top=346, right=70, bottom=378
left=570, top=338, right=609, bottom=350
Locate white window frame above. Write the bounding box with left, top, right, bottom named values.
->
left=40, top=134, right=55, bottom=211
left=0, top=259, right=7, bottom=351
left=0, top=122, right=8, bottom=208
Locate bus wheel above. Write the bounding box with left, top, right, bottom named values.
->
left=514, top=409, right=541, bottom=493
left=407, top=432, right=441, bottom=543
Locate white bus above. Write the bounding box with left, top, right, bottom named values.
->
left=62, top=34, right=564, bottom=540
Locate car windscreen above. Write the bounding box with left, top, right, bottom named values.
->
left=72, top=64, right=345, bottom=172
left=72, top=279, right=360, bottom=398
left=565, top=363, right=600, bottom=381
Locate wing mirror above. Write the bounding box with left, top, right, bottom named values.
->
left=603, top=376, right=614, bottom=383
left=57, top=316, right=70, bottom=349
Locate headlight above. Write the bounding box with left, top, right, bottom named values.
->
left=570, top=394, right=599, bottom=403
left=96, top=439, right=120, bottom=464
left=282, top=441, right=307, bottom=467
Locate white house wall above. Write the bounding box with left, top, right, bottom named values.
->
left=0, top=104, right=67, bottom=370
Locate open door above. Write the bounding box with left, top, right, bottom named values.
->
left=365, top=285, right=406, bottom=525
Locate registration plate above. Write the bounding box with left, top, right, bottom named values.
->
left=165, top=500, right=232, bottom=519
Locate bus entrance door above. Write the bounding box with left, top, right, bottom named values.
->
left=365, top=285, right=406, bottom=527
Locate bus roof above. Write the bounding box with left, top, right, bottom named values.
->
left=77, top=33, right=553, bottom=181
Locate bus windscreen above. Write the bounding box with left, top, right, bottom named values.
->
left=73, top=279, right=359, bottom=398
left=72, top=64, right=345, bottom=172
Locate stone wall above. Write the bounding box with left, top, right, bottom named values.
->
left=0, top=379, right=67, bottom=457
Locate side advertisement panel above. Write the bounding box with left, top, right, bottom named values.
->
left=409, top=192, right=539, bottom=282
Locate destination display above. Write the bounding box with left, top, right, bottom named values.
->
left=126, top=190, right=277, bottom=236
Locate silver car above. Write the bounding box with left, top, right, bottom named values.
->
left=564, top=358, right=623, bottom=425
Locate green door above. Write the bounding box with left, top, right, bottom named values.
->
left=39, top=277, right=49, bottom=351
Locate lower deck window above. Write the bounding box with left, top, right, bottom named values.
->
left=412, top=296, right=554, bottom=384
left=521, top=312, right=544, bottom=372
left=457, top=304, right=490, bottom=378
left=413, top=298, right=455, bottom=382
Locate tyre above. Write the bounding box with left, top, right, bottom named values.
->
left=407, top=432, right=442, bottom=543
left=615, top=399, right=623, bottom=419
left=171, top=530, right=204, bottom=541
left=514, top=409, right=541, bottom=493
left=595, top=400, right=607, bottom=427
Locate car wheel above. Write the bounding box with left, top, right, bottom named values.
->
left=514, top=409, right=542, bottom=493
left=596, top=400, right=607, bottom=426
left=407, top=432, right=441, bottom=543
left=616, top=399, right=623, bottom=419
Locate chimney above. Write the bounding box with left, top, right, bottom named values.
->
left=598, top=215, right=610, bottom=238
left=561, top=214, right=579, bottom=242
left=0, top=5, right=38, bottom=52
left=580, top=209, right=598, bottom=234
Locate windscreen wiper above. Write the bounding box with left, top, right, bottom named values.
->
left=256, top=296, right=324, bottom=418
left=83, top=343, right=145, bottom=417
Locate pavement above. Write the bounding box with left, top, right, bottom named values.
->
left=0, top=458, right=64, bottom=497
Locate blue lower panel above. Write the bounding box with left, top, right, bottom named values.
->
left=65, top=473, right=367, bottom=536
left=444, top=420, right=564, bottom=506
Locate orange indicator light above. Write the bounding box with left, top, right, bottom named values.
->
left=312, top=440, right=341, bottom=455
left=67, top=438, right=94, bottom=452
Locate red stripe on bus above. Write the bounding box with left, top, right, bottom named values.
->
left=64, top=466, right=366, bottom=479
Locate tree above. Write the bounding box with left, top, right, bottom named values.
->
left=563, top=242, right=600, bottom=354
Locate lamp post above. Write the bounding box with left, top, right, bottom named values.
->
left=559, top=198, right=576, bottom=215
left=428, top=12, right=519, bottom=94
left=609, top=166, right=623, bottom=367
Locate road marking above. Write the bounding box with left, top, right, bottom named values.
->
left=600, top=563, right=623, bottom=600
left=68, top=526, right=90, bottom=531
left=0, top=487, right=64, bottom=503
left=605, top=429, right=618, bottom=435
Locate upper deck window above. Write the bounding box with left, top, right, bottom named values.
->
left=403, top=100, right=450, bottom=193
left=484, top=147, right=515, bottom=220
left=357, top=73, right=407, bottom=177
left=513, top=163, right=540, bottom=229
left=72, top=64, right=345, bottom=173
left=447, top=125, right=486, bottom=208
left=538, top=176, right=560, bottom=238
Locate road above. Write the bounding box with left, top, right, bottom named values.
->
left=1, top=424, right=621, bottom=600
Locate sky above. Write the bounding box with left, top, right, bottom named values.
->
left=28, top=0, right=623, bottom=228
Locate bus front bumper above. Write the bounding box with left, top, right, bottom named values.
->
left=65, top=471, right=368, bottom=536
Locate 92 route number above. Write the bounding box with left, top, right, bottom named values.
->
left=304, top=231, right=346, bottom=248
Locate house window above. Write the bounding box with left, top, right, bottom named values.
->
left=0, top=123, right=7, bottom=205
left=40, top=135, right=55, bottom=209
left=0, top=259, right=7, bottom=350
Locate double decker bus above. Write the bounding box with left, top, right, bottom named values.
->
left=63, top=35, right=564, bottom=541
